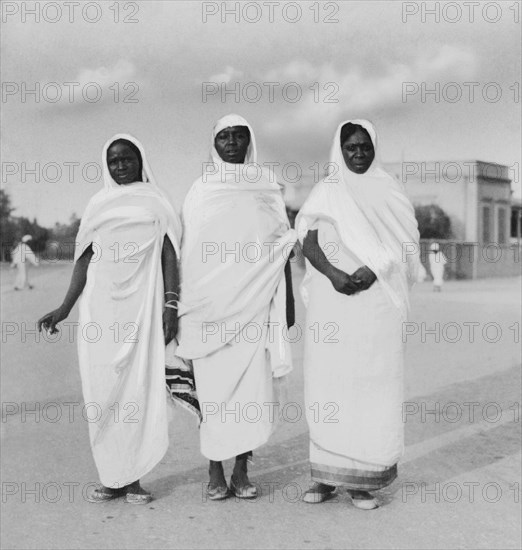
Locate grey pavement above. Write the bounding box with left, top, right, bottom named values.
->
left=1, top=262, right=521, bottom=549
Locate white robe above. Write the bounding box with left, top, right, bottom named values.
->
left=296, top=119, right=419, bottom=489
left=429, top=251, right=447, bottom=286
left=74, top=134, right=181, bottom=488
left=176, top=114, right=296, bottom=461
left=12, top=243, right=38, bottom=289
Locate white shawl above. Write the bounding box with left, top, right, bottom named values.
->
left=296, top=119, right=420, bottom=320
left=177, top=115, right=296, bottom=376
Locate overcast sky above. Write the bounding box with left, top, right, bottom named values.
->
left=2, top=0, right=521, bottom=226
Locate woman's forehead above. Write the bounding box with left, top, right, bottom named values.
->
left=107, top=141, right=139, bottom=156
left=345, top=129, right=373, bottom=143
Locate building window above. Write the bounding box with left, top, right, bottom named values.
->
left=497, top=208, right=506, bottom=244
left=482, top=206, right=491, bottom=243
left=511, top=209, right=522, bottom=240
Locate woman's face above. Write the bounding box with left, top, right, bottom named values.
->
left=214, top=126, right=251, bottom=164
left=107, top=142, right=141, bottom=185
left=341, top=129, right=375, bottom=174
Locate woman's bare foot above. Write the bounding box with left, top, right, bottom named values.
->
left=230, top=451, right=257, bottom=498
left=209, top=460, right=227, bottom=489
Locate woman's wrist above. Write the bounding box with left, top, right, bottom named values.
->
left=59, top=303, right=72, bottom=317
left=324, top=264, right=341, bottom=281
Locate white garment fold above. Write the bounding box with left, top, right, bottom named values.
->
left=296, top=119, right=420, bottom=321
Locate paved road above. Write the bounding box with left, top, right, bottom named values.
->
left=1, top=262, right=521, bottom=549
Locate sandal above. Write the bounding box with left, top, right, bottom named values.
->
left=124, top=481, right=153, bottom=504
left=303, top=482, right=336, bottom=504
left=206, top=484, right=230, bottom=501
left=347, top=490, right=379, bottom=510
left=125, top=489, right=153, bottom=505
left=86, top=486, right=125, bottom=503
left=230, top=475, right=257, bottom=499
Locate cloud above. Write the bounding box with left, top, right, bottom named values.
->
left=207, top=65, right=244, bottom=85
left=253, top=45, right=478, bottom=146
left=30, top=59, right=139, bottom=110
left=74, top=59, right=136, bottom=88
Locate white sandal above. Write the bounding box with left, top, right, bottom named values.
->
left=348, top=490, right=378, bottom=510
left=303, top=482, right=336, bottom=504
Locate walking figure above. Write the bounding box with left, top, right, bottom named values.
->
left=428, top=242, right=447, bottom=292
left=11, top=235, right=38, bottom=290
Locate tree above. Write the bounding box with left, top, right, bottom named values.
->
left=47, top=213, right=81, bottom=260
left=414, top=204, right=452, bottom=239
left=0, top=189, right=16, bottom=261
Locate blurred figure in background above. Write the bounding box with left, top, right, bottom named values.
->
left=429, top=242, right=447, bottom=292
left=11, top=235, right=38, bottom=290
left=417, top=261, right=427, bottom=283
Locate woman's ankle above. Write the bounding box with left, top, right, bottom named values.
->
left=209, top=461, right=226, bottom=486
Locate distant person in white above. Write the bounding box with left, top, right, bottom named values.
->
left=11, top=235, right=38, bottom=290
left=428, top=242, right=447, bottom=292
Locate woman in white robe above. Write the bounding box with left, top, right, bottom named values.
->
left=176, top=114, right=296, bottom=500
left=296, top=120, right=419, bottom=509
left=12, top=235, right=38, bottom=290
left=38, top=134, right=181, bottom=504
left=429, top=242, right=447, bottom=291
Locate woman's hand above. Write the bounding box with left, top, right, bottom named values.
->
left=351, top=266, right=377, bottom=291
left=328, top=268, right=360, bottom=296
left=37, top=306, right=69, bottom=334
left=163, top=307, right=178, bottom=345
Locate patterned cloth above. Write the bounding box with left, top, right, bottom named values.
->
left=165, top=339, right=201, bottom=422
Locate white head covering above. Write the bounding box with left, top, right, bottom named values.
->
left=21, top=235, right=32, bottom=243
left=74, top=133, right=182, bottom=261
left=101, top=133, right=173, bottom=200
left=185, top=114, right=279, bottom=221
left=296, top=119, right=420, bottom=319
left=210, top=113, right=257, bottom=165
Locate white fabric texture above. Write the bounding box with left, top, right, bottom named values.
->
left=74, top=133, right=181, bottom=487
left=176, top=114, right=296, bottom=460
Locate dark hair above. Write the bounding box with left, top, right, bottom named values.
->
left=340, top=123, right=372, bottom=147
left=107, top=139, right=143, bottom=177
left=215, top=125, right=251, bottom=141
